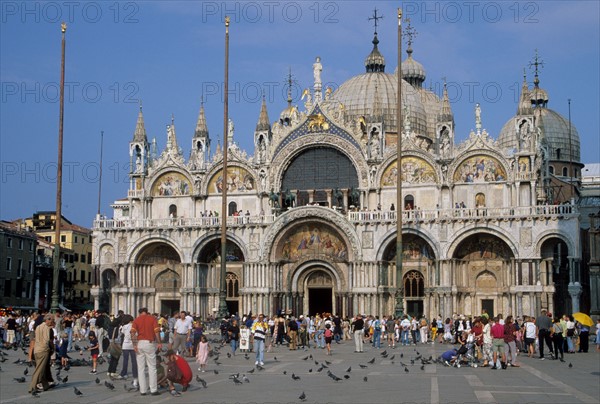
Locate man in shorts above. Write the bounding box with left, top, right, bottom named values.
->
left=490, top=316, right=507, bottom=369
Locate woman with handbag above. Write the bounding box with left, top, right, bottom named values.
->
left=119, top=315, right=138, bottom=387
left=107, top=325, right=123, bottom=379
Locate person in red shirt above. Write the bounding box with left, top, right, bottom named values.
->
left=165, top=349, right=193, bottom=396
left=470, top=318, right=483, bottom=362
left=490, top=316, right=507, bottom=369
left=131, top=308, right=162, bottom=396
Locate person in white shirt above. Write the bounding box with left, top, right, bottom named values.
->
left=119, top=315, right=138, bottom=388
left=523, top=316, right=537, bottom=358
left=172, top=312, right=191, bottom=356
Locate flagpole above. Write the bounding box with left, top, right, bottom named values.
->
left=51, top=22, right=67, bottom=313
left=218, top=16, right=231, bottom=318
left=97, top=130, right=104, bottom=216
left=394, top=8, right=404, bottom=319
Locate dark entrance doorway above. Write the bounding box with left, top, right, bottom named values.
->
left=406, top=300, right=423, bottom=317
left=161, top=299, right=180, bottom=315
left=308, top=288, right=332, bottom=316
left=481, top=299, right=494, bottom=318
left=226, top=300, right=239, bottom=316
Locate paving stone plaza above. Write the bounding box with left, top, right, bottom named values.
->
left=1, top=333, right=598, bottom=404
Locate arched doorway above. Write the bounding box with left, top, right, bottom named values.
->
left=453, top=234, right=513, bottom=316
left=100, top=268, right=116, bottom=313
left=137, top=243, right=182, bottom=315
left=404, top=270, right=424, bottom=317
left=306, top=269, right=334, bottom=316
left=197, top=239, right=245, bottom=317
left=540, top=238, right=570, bottom=315
left=155, top=269, right=180, bottom=315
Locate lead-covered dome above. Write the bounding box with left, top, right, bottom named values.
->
left=498, top=79, right=580, bottom=163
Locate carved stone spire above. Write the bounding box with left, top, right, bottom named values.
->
left=256, top=96, right=271, bottom=132
left=132, top=102, right=147, bottom=142
left=517, top=69, right=532, bottom=115
left=194, top=100, right=209, bottom=138
left=438, top=80, right=453, bottom=122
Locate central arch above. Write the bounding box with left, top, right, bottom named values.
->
left=290, top=260, right=343, bottom=316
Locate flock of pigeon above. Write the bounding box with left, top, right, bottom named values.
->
left=0, top=338, right=578, bottom=402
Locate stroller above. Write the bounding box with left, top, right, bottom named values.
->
left=453, top=334, right=478, bottom=368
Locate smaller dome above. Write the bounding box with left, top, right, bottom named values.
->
left=530, top=86, right=549, bottom=107
left=401, top=49, right=426, bottom=88
left=279, top=105, right=299, bottom=126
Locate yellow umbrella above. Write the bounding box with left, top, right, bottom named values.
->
left=572, top=312, right=594, bottom=327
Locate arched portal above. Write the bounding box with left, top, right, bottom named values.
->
left=306, top=269, right=334, bottom=315
left=196, top=238, right=245, bottom=317
left=540, top=237, right=570, bottom=315
left=100, top=268, right=117, bottom=313
left=403, top=270, right=425, bottom=316
left=453, top=234, right=514, bottom=317
left=137, top=243, right=182, bottom=315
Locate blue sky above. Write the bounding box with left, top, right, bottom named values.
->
left=1, top=1, right=599, bottom=227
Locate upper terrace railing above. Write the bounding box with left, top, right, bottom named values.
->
left=93, top=204, right=576, bottom=230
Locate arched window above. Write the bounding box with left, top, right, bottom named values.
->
left=475, top=193, right=486, bottom=207
left=226, top=272, right=239, bottom=298
left=155, top=269, right=180, bottom=291
left=228, top=201, right=237, bottom=216
left=404, top=195, right=415, bottom=210
left=562, top=167, right=568, bottom=176
left=169, top=204, right=177, bottom=218
left=404, top=270, right=424, bottom=298
left=549, top=166, right=555, bottom=174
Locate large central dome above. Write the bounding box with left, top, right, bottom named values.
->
left=334, top=72, right=427, bottom=136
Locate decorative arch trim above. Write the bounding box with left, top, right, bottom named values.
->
left=445, top=225, right=518, bottom=259
left=262, top=206, right=361, bottom=261
left=376, top=227, right=440, bottom=261
left=191, top=232, right=248, bottom=263
left=288, top=259, right=345, bottom=293
left=534, top=230, right=576, bottom=258
left=126, top=236, right=185, bottom=264
left=269, top=137, right=369, bottom=191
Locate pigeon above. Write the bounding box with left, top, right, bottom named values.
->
left=568, top=363, right=573, bottom=368
left=404, top=367, right=409, bottom=373
left=410, top=359, right=415, bottom=365
left=214, top=361, right=222, bottom=366
left=14, top=377, right=26, bottom=383
left=229, top=373, right=240, bottom=379
left=214, top=370, right=220, bottom=374
left=302, top=356, right=309, bottom=361
left=363, top=376, right=368, bottom=382
left=274, top=356, right=278, bottom=361
left=247, top=368, right=255, bottom=373
left=283, top=370, right=287, bottom=375
left=316, top=366, right=324, bottom=372
left=292, top=373, right=301, bottom=380
left=62, top=375, right=68, bottom=383
left=314, top=360, right=319, bottom=365
left=400, top=353, right=404, bottom=358
left=232, top=376, right=243, bottom=385
left=196, top=377, right=207, bottom=388
left=227, top=353, right=231, bottom=358
left=381, top=354, right=388, bottom=358
left=256, top=366, right=264, bottom=371
left=308, top=368, right=313, bottom=373
left=390, top=354, right=396, bottom=360
left=324, top=360, right=332, bottom=365
left=321, top=364, right=329, bottom=369
left=299, top=392, right=306, bottom=401
left=95, top=377, right=100, bottom=384
left=244, top=354, right=250, bottom=360
left=73, top=387, right=83, bottom=396
left=309, top=354, right=313, bottom=359
left=63, top=365, right=71, bottom=371
left=31, top=390, right=40, bottom=398
left=359, top=364, right=368, bottom=369
left=343, top=374, right=350, bottom=379
left=24, top=368, right=29, bottom=376
left=327, top=370, right=342, bottom=381
left=416, top=351, right=420, bottom=355
left=242, top=374, right=250, bottom=383
left=420, top=365, right=425, bottom=371
left=346, top=366, right=351, bottom=373
left=381, top=350, right=388, bottom=356
left=104, top=381, right=115, bottom=390
left=367, top=358, right=375, bottom=364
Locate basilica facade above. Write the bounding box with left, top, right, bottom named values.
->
left=91, top=29, right=584, bottom=321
